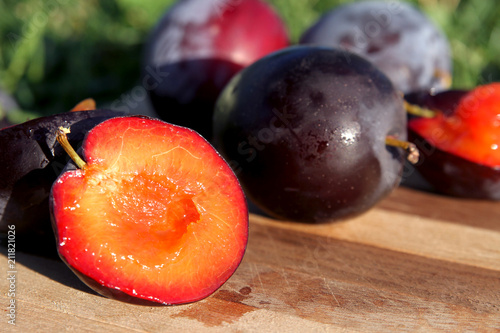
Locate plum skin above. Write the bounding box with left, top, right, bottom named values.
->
left=299, top=1, right=452, bottom=94
left=142, top=0, right=289, bottom=140
left=409, top=130, right=500, bottom=200
left=0, top=110, right=123, bottom=255
left=214, top=45, right=407, bottom=223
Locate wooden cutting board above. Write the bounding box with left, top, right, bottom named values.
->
left=1, top=186, right=500, bottom=332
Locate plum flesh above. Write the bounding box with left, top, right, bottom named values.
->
left=214, top=46, right=407, bottom=223
left=50, top=116, right=248, bottom=305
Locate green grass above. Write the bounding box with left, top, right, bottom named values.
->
left=1, top=0, right=499, bottom=121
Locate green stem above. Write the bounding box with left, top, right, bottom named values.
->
left=403, top=100, right=437, bottom=118
left=385, top=136, right=419, bottom=164
left=56, top=127, right=87, bottom=170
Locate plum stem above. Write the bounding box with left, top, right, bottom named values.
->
left=385, top=136, right=419, bottom=164
left=434, top=69, right=452, bottom=89
left=403, top=100, right=437, bottom=118
left=56, top=127, right=87, bottom=170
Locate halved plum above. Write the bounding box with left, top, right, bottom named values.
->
left=50, top=116, right=248, bottom=305
left=408, top=83, right=500, bottom=199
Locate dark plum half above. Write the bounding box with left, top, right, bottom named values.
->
left=0, top=110, right=123, bottom=254
left=409, top=131, right=500, bottom=199
left=214, top=45, right=408, bottom=223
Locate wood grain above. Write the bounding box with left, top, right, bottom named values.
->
left=1, top=187, right=500, bottom=332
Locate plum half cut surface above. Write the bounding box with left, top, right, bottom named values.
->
left=142, top=0, right=289, bottom=140
left=214, top=45, right=409, bottom=223
left=50, top=116, right=248, bottom=305
left=0, top=109, right=123, bottom=255
left=408, top=83, right=500, bottom=199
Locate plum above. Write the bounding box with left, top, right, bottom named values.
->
left=51, top=116, right=248, bottom=305
left=300, top=1, right=452, bottom=94
left=0, top=110, right=123, bottom=255
left=142, top=0, right=290, bottom=140
left=408, top=83, right=500, bottom=199
left=214, top=45, right=411, bottom=223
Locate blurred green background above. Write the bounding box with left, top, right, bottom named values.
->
left=1, top=0, right=499, bottom=123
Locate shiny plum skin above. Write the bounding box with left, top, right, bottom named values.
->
left=0, top=110, right=123, bottom=255
left=409, top=131, right=500, bottom=200
left=214, top=46, right=407, bottom=223
left=407, top=90, right=500, bottom=199
left=300, top=1, right=451, bottom=94
left=142, top=0, right=289, bottom=140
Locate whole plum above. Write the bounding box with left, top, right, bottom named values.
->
left=142, top=0, right=289, bottom=140
left=300, top=1, right=452, bottom=94
left=214, top=46, right=409, bottom=223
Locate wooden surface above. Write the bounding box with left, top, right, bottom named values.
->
left=1, top=186, right=500, bottom=332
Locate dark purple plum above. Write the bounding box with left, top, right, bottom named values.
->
left=0, top=110, right=123, bottom=255
left=299, top=1, right=452, bottom=94
left=213, top=45, right=408, bottom=223
left=142, top=0, right=289, bottom=140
